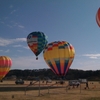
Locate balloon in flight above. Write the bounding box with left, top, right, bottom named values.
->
left=27, top=31, right=48, bottom=60
left=96, top=7, right=100, bottom=27
left=0, top=56, right=12, bottom=80
left=43, top=41, right=75, bottom=76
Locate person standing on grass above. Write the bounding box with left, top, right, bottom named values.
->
left=86, top=82, right=89, bottom=89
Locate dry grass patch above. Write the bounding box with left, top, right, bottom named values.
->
left=0, top=81, right=100, bottom=100
left=81, top=97, right=100, bottom=100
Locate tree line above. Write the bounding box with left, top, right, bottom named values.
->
left=5, top=68, right=100, bottom=81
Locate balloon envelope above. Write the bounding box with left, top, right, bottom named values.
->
left=27, top=31, right=48, bottom=59
left=43, top=41, right=75, bottom=76
left=96, top=8, right=100, bottom=27
left=0, top=56, right=12, bottom=80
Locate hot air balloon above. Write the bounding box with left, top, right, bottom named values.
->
left=0, top=56, right=12, bottom=81
left=27, top=31, right=48, bottom=60
left=43, top=41, right=75, bottom=77
left=96, top=7, right=100, bottom=27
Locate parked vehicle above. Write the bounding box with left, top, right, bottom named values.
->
left=15, top=79, right=24, bottom=84
left=69, top=80, right=80, bottom=86
left=46, top=79, right=52, bottom=83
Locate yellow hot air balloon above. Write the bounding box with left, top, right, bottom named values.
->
left=43, top=41, right=75, bottom=76
left=0, top=56, right=12, bottom=80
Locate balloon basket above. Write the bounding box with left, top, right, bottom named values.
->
left=36, top=57, right=38, bottom=60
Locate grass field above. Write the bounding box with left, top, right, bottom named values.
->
left=0, top=80, right=100, bottom=100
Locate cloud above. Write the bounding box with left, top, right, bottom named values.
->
left=71, top=58, right=100, bottom=71
left=8, top=21, right=25, bottom=29
left=10, top=5, right=13, bottom=8
left=5, top=49, right=10, bottom=53
left=18, top=25, right=24, bottom=28
left=7, top=24, right=13, bottom=28
left=89, top=56, right=97, bottom=59
left=76, top=60, right=100, bottom=71
left=10, top=10, right=16, bottom=14
left=23, top=46, right=29, bottom=49
left=11, top=54, right=100, bottom=70
left=82, top=54, right=100, bottom=59
left=0, top=49, right=10, bottom=53
left=12, top=38, right=26, bottom=42
left=0, top=37, right=26, bottom=46
left=13, top=22, right=18, bottom=26
left=13, top=45, right=22, bottom=47
left=0, top=21, right=4, bottom=24
left=4, top=17, right=8, bottom=20
left=11, top=56, right=47, bottom=70
left=13, top=44, right=29, bottom=49
left=0, top=50, right=3, bottom=52
left=0, top=38, right=12, bottom=46
left=17, top=50, right=23, bottom=52
left=23, top=46, right=30, bottom=49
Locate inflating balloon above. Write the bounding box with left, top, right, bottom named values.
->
left=96, top=7, right=100, bottom=27
left=27, top=31, right=48, bottom=60
left=43, top=41, right=75, bottom=76
left=0, top=56, right=12, bottom=80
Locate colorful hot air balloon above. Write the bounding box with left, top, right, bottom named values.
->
left=27, top=31, right=48, bottom=60
left=0, top=56, right=12, bottom=80
left=43, top=41, right=75, bottom=77
left=96, top=7, right=100, bottom=27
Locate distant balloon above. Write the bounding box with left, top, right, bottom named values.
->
left=96, top=7, right=100, bottom=27
left=43, top=41, right=75, bottom=77
left=0, top=56, right=12, bottom=80
left=27, top=31, right=48, bottom=60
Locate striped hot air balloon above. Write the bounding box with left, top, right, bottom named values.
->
left=96, top=7, right=100, bottom=27
left=43, top=41, right=75, bottom=77
left=0, top=56, right=12, bottom=80
left=27, top=31, right=48, bottom=60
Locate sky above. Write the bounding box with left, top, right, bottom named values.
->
left=0, top=0, right=100, bottom=71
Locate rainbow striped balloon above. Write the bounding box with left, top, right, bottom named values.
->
left=96, top=8, right=100, bottom=27
left=0, top=56, right=12, bottom=80
left=43, top=41, right=75, bottom=76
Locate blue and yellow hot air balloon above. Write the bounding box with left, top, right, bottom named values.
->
left=43, top=41, right=75, bottom=76
left=27, top=31, right=48, bottom=60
